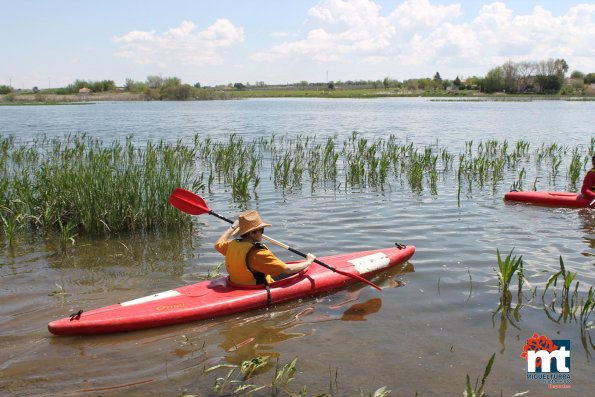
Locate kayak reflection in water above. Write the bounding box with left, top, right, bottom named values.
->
left=581, top=155, right=595, bottom=207
left=214, top=210, right=316, bottom=286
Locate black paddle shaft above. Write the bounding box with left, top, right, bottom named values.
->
left=205, top=208, right=381, bottom=290
left=210, top=210, right=234, bottom=224
left=212, top=210, right=337, bottom=271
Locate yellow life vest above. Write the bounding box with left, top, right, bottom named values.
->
left=225, top=240, right=271, bottom=285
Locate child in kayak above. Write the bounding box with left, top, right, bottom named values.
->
left=581, top=155, right=595, bottom=207
left=215, top=209, right=315, bottom=286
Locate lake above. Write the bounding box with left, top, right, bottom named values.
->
left=1, top=98, right=594, bottom=396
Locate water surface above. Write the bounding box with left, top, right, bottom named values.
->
left=1, top=98, right=594, bottom=396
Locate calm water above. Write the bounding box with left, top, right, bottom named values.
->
left=1, top=98, right=594, bottom=396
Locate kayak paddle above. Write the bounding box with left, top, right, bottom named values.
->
left=169, top=187, right=383, bottom=291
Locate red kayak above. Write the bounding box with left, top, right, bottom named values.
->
left=504, top=191, right=592, bottom=208
left=48, top=244, right=415, bottom=336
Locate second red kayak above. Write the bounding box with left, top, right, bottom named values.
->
left=504, top=191, right=592, bottom=208
left=48, top=244, right=415, bottom=336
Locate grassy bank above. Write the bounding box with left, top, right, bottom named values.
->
left=3, top=88, right=594, bottom=104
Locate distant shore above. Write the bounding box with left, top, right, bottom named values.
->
left=1, top=88, right=594, bottom=105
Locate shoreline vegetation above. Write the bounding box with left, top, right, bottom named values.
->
left=1, top=87, right=595, bottom=105
left=1, top=133, right=593, bottom=243
left=1, top=58, right=594, bottom=104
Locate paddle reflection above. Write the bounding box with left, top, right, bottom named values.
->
left=340, top=298, right=382, bottom=321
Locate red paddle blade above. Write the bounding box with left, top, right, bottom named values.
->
left=169, top=188, right=210, bottom=215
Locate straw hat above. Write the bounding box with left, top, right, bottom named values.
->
left=237, top=210, right=271, bottom=236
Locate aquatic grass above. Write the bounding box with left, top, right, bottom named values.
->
left=271, top=356, right=297, bottom=396
left=58, top=219, right=78, bottom=251
left=0, top=134, right=199, bottom=236
left=495, top=248, right=524, bottom=306
left=542, top=256, right=577, bottom=305
left=241, top=356, right=269, bottom=380
left=0, top=205, right=20, bottom=245
left=3, top=133, right=593, bottom=240
left=567, top=148, right=584, bottom=187
left=551, top=156, right=562, bottom=180
left=542, top=256, right=580, bottom=323
left=493, top=249, right=529, bottom=353
left=201, top=355, right=390, bottom=397
left=464, top=353, right=495, bottom=397
left=580, top=286, right=594, bottom=330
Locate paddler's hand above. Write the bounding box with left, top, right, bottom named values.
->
left=306, top=253, right=316, bottom=265
left=230, top=220, right=239, bottom=234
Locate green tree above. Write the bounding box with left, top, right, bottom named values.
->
left=125, top=78, right=147, bottom=92
left=0, top=85, right=13, bottom=94
left=418, top=78, right=434, bottom=90
left=90, top=80, right=116, bottom=92
left=163, top=77, right=182, bottom=88
left=163, top=83, right=193, bottom=100
left=404, top=79, right=418, bottom=91
left=501, top=61, right=518, bottom=93
left=557, top=59, right=569, bottom=79
left=570, top=70, right=584, bottom=80
left=146, top=75, right=164, bottom=89
left=483, top=67, right=504, bottom=93
left=584, top=73, right=595, bottom=84
left=464, top=76, right=481, bottom=90
left=433, top=72, right=442, bottom=82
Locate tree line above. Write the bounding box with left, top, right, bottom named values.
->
left=2, top=57, right=594, bottom=99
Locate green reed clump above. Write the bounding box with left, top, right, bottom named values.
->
left=510, top=167, right=526, bottom=191
left=0, top=134, right=199, bottom=236
left=197, top=133, right=262, bottom=200
left=542, top=256, right=581, bottom=323
left=495, top=248, right=524, bottom=306
left=579, top=286, right=594, bottom=329
left=567, top=148, right=585, bottom=187
left=7, top=133, right=592, bottom=241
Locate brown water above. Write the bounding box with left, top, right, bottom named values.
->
left=1, top=99, right=594, bottom=396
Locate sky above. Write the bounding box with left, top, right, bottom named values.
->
left=1, top=0, right=594, bottom=89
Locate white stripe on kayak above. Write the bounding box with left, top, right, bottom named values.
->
left=348, top=252, right=390, bottom=274
left=121, top=290, right=182, bottom=307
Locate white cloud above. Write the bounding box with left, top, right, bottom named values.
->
left=113, top=19, right=244, bottom=66
left=251, top=0, right=595, bottom=77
